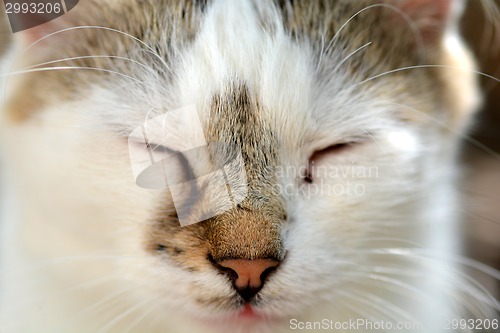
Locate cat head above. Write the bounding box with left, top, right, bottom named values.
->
left=1, top=0, right=482, bottom=331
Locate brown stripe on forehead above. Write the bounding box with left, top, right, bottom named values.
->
left=207, top=83, right=282, bottom=206
left=4, top=0, right=207, bottom=123
left=204, top=83, right=287, bottom=260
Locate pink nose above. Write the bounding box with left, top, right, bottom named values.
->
left=216, top=259, right=280, bottom=301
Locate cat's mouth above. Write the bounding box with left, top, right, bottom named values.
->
left=235, top=304, right=262, bottom=320
left=232, top=303, right=287, bottom=323
left=194, top=302, right=286, bottom=329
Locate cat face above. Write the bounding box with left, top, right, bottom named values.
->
left=1, top=0, right=484, bottom=332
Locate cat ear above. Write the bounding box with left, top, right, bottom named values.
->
left=386, top=0, right=465, bottom=45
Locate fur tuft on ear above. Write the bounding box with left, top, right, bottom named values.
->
left=387, top=0, right=465, bottom=44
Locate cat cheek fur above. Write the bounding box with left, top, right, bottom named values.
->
left=0, top=1, right=494, bottom=333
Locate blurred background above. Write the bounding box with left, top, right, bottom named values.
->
left=0, top=0, right=499, bottom=298
left=461, top=0, right=500, bottom=299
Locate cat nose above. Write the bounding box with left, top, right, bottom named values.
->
left=215, top=258, right=280, bottom=302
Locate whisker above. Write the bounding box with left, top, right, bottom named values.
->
left=346, top=273, right=497, bottom=330
left=324, top=4, right=424, bottom=59
left=22, top=55, right=152, bottom=72
left=454, top=272, right=500, bottom=312
left=121, top=298, right=163, bottom=333
left=337, top=270, right=434, bottom=304
left=358, top=237, right=426, bottom=248
left=363, top=264, right=499, bottom=312
left=336, top=289, right=416, bottom=323
left=367, top=273, right=482, bottom=321
left=20, top=25, right=172, bottom=75
left=95, top=297, right=152, bottom=333
left=335, top=41, right=372, bottom=70
left=334, top=290, right=396, bottom=322
left=315, top=33, right=326, bottom=72
left=351, top=248, right=500, bottom=281
left=356, top=64, right=500, bottom=86
left=2, top=66, right=144, bottom=83
left=58, top=286, right=138, bottom=332
left=463, top=210, right=500, bottom=228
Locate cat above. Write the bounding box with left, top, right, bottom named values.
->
left=0, top=0, right=498, bottom=332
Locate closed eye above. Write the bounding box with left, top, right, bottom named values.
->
left=309, top=143, right=352, bottom=162
left=304, top=142, right=362, bottom=183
